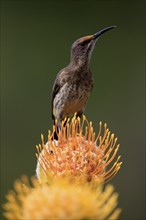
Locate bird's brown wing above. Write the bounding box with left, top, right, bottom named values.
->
left=51, top=80, right=61, bottom=121
left=51, top=68, right=70, bottom=121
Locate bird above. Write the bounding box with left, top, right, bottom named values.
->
left=51, top=26, right=116, bottom=139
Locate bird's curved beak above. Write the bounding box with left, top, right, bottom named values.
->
left=92, top=26, right=117, bottom=39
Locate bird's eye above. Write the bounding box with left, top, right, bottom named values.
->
left=80, top=39, right=90, bottom=46
left=80, top=41, right=86, bottom=46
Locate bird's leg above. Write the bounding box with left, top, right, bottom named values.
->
left=52, top=116, right=61, bottom=140
left=76, top=111, right=83, bottom=133
left=62, top=117, right=69, bottom=127
left=52, top=117, right=69, bottom=141
left=52, top=122, right=59, bottom=140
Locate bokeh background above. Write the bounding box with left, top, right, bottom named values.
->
left=0, top=0, right=145, bottom=219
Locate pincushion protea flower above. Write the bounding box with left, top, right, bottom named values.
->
left=3, top=176, right=121, bottom=220
left=36, top=115, right=122, bottom=184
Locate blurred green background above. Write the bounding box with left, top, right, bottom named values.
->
left=0, top=0, right=145, bottom=219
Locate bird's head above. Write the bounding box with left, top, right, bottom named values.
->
left=70, top=26, right=116, bottom=67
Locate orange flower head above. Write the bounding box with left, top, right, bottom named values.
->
left=36, top=115, right=122, bottom=184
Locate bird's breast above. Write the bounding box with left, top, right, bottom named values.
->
left=53, top=70, right=93, bottom=119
